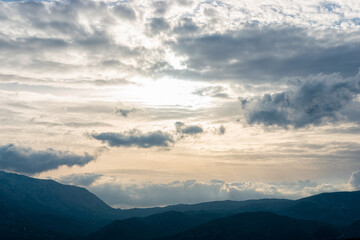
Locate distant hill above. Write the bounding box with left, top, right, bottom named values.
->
left=159, top=212, right=341, bottom=240
left=0, top=171, right=121, bottom=239
left=116, top=191, right=360, bottom=226
left=115, top=198, right=293, bottom=219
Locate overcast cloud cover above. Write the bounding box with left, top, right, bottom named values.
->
left=0, top=0, right=360, bottom=207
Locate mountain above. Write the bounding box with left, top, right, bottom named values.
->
left=117, top=191, right=360, bottom=226
left=0, top=171, right=121, bottom=239
left=159, top=212, right=341, bottom=240
left=2, top=170, right=360, bottom=240
left=115, top=198, right=293, bottom=219
left=282, top=191, right=360, bottom=225
left=116, top=191, right=360, bottom=226
left=89, top=211, right=223, bottom=240
left=344, top=220, right=360, bottom=239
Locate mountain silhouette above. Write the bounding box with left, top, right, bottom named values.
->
left=116, top=192, right=360, bottom=226
left=158, top=212, right=341, bottom=240
left=1, top=170, right=360, bottom=240
left=89, top=211, right=223, bottom=240
left=0, top=171, right=121, bottom=239
left=281, top=191, right=360, bottom=225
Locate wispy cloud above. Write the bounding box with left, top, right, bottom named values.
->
left=57, top=173, right=103, bottom=187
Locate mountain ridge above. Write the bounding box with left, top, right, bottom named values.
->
left=1, top=170, right=360, bottom=240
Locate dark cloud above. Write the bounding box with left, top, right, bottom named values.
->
left=147, top=18, right=170, bottom=36
left=0, top=0, right=148, bottom=79
left=173, top=18, right=199, bottom=35
left=167, top=26, right=360, bottom=83
left=175, top=0, right=194, bottom=6
left=115, top=108, right=137, bottom=118
left=0, top=144, right=94, bottom=174
left=217, top=125, right=226, bottom=135
left=175, top=121, right=203, bottom=135
left=113, top=4, right=136, bottom=20
left=91, top=130, right=174, bottom=148
left=241, top=73, right=360, bottom=128
left=193, top=86, right=229, bottom=98
left=57, top=173, right=103, bottom=186
left=349, top=170, right=360, bottom=190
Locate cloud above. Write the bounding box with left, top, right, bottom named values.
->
left=91, top=129, right=174, bottom=148
left=152, top=1, right=169, bottom=15
left=167, top=26, right=360, bottom=83
left=57, top=173, right=103, bottom=187
left=0, top=144, right=94, bottom=174
left=173, top=17, right=199, bottom=36
left=0, top=0, right=149, bottom=85
left=193, top=86, right=229, bottom=98
left=146, top=17, right=170, bottom=36
left=112, top=4, right=136, bottom=21
left=241, top=73, right=360, bottom=128
left=115, top=108, right=137, bottom=118
left=88, top=178, right=341, bottom=208
left=175, top=121, right=203, bottom=136
left=216, top=125, right=226, bottom=135
left=349, top=170, right=360, bottom=190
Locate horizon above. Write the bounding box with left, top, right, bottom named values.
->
left=1, top=168, right=359, bottom=210
left=1, top=0, right=360, bottom=209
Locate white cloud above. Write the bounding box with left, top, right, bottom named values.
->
left=87, top=177, right=343, bottom=208
left=349, top=170, right=360, bottom=190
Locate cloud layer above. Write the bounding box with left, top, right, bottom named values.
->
left=166, top=26, right=360, bottom=83
left=0, top=144, right=94, bottom=174
left=88, top=178, right=341, bottom=208
left=0, top=0, right=360, bottom=201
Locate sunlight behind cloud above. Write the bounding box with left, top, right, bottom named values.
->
left=110, top=78, right=218, bottom=108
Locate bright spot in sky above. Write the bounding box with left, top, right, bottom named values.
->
left=110, top=78, right=217, bottom=108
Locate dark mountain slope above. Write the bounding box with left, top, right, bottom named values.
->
left=116, top=191, right=360, bottom=226
left=159, top=212, right=341, bottom=240
left=89, top=211, right=223, bottom=240
left=0, top=171, right=120, bottom=238
left=284, top=191, right=360, bottom=225
left=344, top=220, right=360, bottom=239
left=116, top=199, right=293, bottom=219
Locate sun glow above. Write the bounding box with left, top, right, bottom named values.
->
left=109, top=78, right=216, bottom=108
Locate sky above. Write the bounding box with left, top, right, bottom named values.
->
left=1, top=0, right=360, bottom=208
